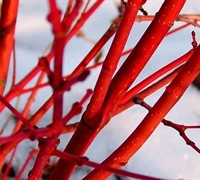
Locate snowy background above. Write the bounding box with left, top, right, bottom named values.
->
left=1, top=0, right=200, bottom=179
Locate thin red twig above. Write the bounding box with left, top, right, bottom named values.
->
left=53, top=149, right=164, bottom=180
left=2, top=147, right=17, bottom=180
left=134, top=98, right=200, bottom=154
left=16, top=149, right=38, bottom=180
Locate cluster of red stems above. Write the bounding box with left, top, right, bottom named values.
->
left=0, top=0, right=200, bottom=179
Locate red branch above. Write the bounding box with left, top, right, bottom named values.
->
left=50, top=1, right=147, bottom=179
left=16, top=150, right=38, bottom=180
left=52, top=149, right=163, bottom=180
left=102, top=0, right=187, bottom=120
left=134, top=98, right=200, bottom=154
left=0, top=94, right=34, bottom=131
left=120, top=49, right=194, bottom=106
left=0, top=0, right=103, bottom=113
left=115, top=66, right=181, bottom=115
left=85, top=43, right=200, bottom=179
left=27, top=0, right=65, bottom=178
left=0, top=0, right=19, bottom=95
left=0, top=0, right=199, bottom=179
left=68, top=16, right=121, bottom=80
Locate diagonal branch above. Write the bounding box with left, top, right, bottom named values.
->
left=84, top=43, right=200, bottom=179
left=134, top=98, right=200, bottom=154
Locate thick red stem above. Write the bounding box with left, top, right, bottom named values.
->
left=0, top=0, right=19, bottom=95
left=50, top=1, right=146, bottom=179
left=83, top=0, right=146, bottom=122
left=85, top=44, right=200, bottom=180
left=102, top=0, right=186, bottom=120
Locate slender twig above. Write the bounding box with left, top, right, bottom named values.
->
left=134, top=98, right=200, bottom=154
left=16, top=149, right=38, bottom=180
left=63, top=89, right=93, bottom=125
left=120, top=49, right=194, bottom=105
left=53, top=149, right=165, bottom=180
left=11, top=39, right=17, bottom=87
left=2, top=147, right=17, bottom=180
left=135, top=14, right=200, bottom=23
left=68, top=16, right=121, bottom=80
left=12, top=72, right=46, bottom=134
left=0, top=94, right=34, bottom=131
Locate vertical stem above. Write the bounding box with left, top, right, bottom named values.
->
left=11, top=39, right=17, bottom=87
left=62, top=0, right=83, bottom=33
left=0, top=0, right=19, bottom=95
left=28, top=1, right=65, bottom=178
left=84, top=0, right=146, bottom=122
left=50, top=1, right=145, bottom=179
left=28, top=137, right=58, bottom=180
left=47, top=0, right=65, bottom=133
